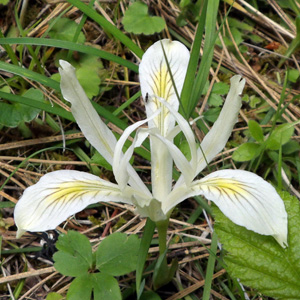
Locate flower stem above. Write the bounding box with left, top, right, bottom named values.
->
left=156, top=219, right=169, bottom=255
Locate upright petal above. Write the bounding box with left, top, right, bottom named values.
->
left=14, top=170, right=132, bottom=237
left=165, top=170, right=288, bottom=247
left=139, top=39, right=190, bottom=136
left=59, top=60, right=116, bottom=165
left=196, top=76, right=246, bottom=174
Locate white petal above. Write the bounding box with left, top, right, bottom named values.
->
left=14, top=170, right=131, bottom=237
left=112, top=111, right=160, bottom=191
left=196, top=75, right=246, bottom=174
left=59, top=60, right=116, bottom=165
left=165, top=170, right=288, bottom=247
left=139, top=39, right=190, bottom=136
left=157, top=96, right=198, bottom=169
left=152, top=133, right=194, bottom=185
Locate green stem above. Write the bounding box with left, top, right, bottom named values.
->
left=156, top=219, right=169, bottom=255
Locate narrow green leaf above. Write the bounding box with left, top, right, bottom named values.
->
left=203, top=232, right=218, bottom=300
left=0, top=38, right=138, bottom=72
left=96, top=232, right=140, bottom=276
left=66, top=0, right=144, bottom=58
left=54, top=231, right=93, bottom=277
left=136, top=218, right=156, bottom=298
left=214, top=191, right=300, bottom=299
left=0, top=61, right=60, bottom=90
left=187, top=0, right=220, bottom=117
left=0, top=91, right=74, bottom=122
left=180, top=0, right=207, bottom=117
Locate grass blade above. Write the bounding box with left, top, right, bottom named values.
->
left=67, top=0, right=144, bottom=58
left=0, top=38, right=138, bottom=72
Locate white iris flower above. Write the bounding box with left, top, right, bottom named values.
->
left=14, top=39, right=288, bottom=247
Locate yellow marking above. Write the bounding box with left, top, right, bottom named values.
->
left=45, top=180, right=120, bottom=205
left=204, top=179, right=249, bottom=198
left=151, top=66, right=173, bottom=136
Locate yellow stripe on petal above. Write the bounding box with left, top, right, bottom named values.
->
left=139, top=39, right=190, bottom=136
left=14, top=170, right=131, bottom=236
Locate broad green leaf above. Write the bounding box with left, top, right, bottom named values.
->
left=0, top=0, right=9, bottom=5
left=67, top=274, right=93, bottom=300
left=266, top=123, right=295, bottom=150
left=203, top=107, right=221, bottom=123
left=248, top=120, right=264, bottom=142
left=0, top=88, right=43, bottom=127
left=67, top=273, right=121, bottom=300
left=208, top=93, right=223, bottom=107
left=140, top=291, right=162, bottom=300
left=288, top=69, right=300, bottom=83
left=214, top=191, right=300, bottom=299
left=122, top=2, right=165, bottom=35
left=49, top=18, right=85, bottom=43
left=92, top=273, right=122, bottom=300
left=232, top=142, right=261, bottom=162
left=54, top=231, right=93, bottom=277
left=211, top=82, right=229, bottom=94
left=96, top=232, right=140, bottom=276
left=46, top=292, right=63, bottom=300
left=282, top=140, right=300, bottom=154
left=53, top=53, right=104, bottom=99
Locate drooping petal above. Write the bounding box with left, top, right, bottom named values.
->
left=139, top=39, right=190, bottom=136
left=156, top=96, right=198, bottom=170
left=59, top=60, right=116, bottom=165
left=165, top=170, right=288, bottom=247
left=112, top=110, right=160, bottom=192
left=151, top=133, right=194, bottom=185
left=14, top=170, right=132, bottom=238
left=196, top=76, right=246, bottom=174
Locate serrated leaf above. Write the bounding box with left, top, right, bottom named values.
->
left=266, top=123, right=295, bottom=150
left=122, top=2, right=165, bottom=35
left=232, top=142, right=260, bottom=162
left=96, top=232, right=140, bottom=276
left=49, top=18, right=85, bottom=43
left=54, top=231, right=93, bottom=277
left=248, top=120, right=264, bottom=142
left=214, top=191, right=300, bottom=299
left=0, top=88, right=43, bottom=127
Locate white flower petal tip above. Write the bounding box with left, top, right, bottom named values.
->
left=196, top=75, right=246, bottom=174
left=139, top=39, right=190, bottom=136
left=59, top=60, right=117, bottom=165
left=194, top=170, right=288, bottom=248
left=14, top=170, right=128, bottom=235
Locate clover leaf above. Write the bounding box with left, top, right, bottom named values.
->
left=53, top=231, right=93, bottom=277
left=122, top=2, right=165, bottom=35
left=96, top=232, right=140, bottom=276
